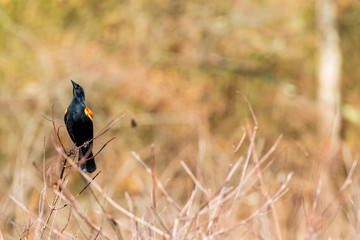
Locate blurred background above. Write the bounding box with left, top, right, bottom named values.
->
left=0, top=0, right=360, bottom=239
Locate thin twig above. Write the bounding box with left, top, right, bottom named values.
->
left=35, top=137, right=47, bottom=239
left=54, top=171, right=101, bottom=210
left=246, top=121, right=283, bottom=240
left=320, top=160, right=357, bottom=217
left=56, top=147, right=170, bottom=239
left=76, top=116, right=123, bottom=150
left=132, top=151, right=182, bottom=212
left=10, top=195, right=71, bottom=239
left=74, top=208, right=88, bottom=239
left=92, top=136, right=116, bottom=159
left=125, top=192, right=138, bottom=240
left=149, top=145, right=171, bottom=234
left=233, top=128, right=246, bottom=153
left=54, top=190, right=113, bottom=240
left=210, top=173, right=293, bottom=237
left=181, top=161, right=210, bottom=199
left=58, top=207, right=72, bottom=239
left=206, top=157, right=243, bottom=234
left=181, top=187, right=199, bottom=217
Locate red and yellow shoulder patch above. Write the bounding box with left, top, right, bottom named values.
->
left=64, top=108, right=68, bottom=115
left=84, top=107, right=93, bottom=120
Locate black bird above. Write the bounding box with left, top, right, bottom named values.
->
left=64, top=80, right=96, bottom=173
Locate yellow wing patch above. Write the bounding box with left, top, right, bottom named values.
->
left=64, top=108, right=68, bottom=115
left=84, top=107, right=93, bottom=120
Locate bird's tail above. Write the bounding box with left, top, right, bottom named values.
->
left=79, top=146, right=97, bottom=173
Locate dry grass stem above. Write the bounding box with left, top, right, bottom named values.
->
left=6, top=105, right=307, bottom=239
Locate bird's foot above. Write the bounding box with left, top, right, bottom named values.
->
left=68, top=146, right=76, bottom=156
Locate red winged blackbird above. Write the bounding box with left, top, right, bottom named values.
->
left=64, top=80, right=96, bottom=173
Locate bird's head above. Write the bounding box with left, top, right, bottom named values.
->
left=71, top=80, right=85, bottom=100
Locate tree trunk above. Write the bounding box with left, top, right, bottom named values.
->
left=317, top=0, right=342, bottom=151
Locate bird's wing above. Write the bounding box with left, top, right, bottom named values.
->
left=83, top=107, right=94, bottom=139
left=64, top=107, right=77, bottom=144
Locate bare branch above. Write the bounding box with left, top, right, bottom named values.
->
left=10, top=195, right=71, bottom=239
left=132, top=151, right=182, bottom=212
left=56, top=147, right=170, bottom=239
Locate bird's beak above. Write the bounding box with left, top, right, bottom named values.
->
left=71, top=80, right=78, bottom=88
